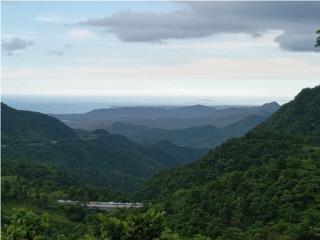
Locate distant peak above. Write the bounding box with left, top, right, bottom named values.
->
left=263, top=102, right=280, bottom=107
left=192, top=104, right=208, bottom=108
left=259, top=102, right=280, bottom=113
left=194, top=104, right=206, bottom=107
left=257, top=85, right=320, bottom=134
left=179, top=104, right=211, bottom=110
left=91, top=129, right=110, bottom=136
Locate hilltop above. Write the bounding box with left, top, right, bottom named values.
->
left=1, top=103, right=77, bottom=144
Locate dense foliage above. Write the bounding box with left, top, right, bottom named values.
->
left=2, top=207, right=211, bottom=240
left=1, top=160, right=131, bottom=239
left=138, top=86, right=320, bottom=239
left=1, top=160, right=125, bottom=203
left=2, top=208, right=50, bottom=240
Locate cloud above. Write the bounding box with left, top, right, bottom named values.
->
left=80, top=2, right=320, bottom=52
left=276, top=31, right=319, bottom=52
left=4, top=56, right=320, bottom=81
left=49, top=50, right=64, bottom=56
left=2, top=37, right=34, bottom=55
left=68, top=28, right=96, bottom=39
left=3, top=57, right=319, bottom=99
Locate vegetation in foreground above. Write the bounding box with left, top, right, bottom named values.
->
left=2, top=207, right=213, bottom=240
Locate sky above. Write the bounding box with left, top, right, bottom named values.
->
left=2, top=1, right=320, bottom=106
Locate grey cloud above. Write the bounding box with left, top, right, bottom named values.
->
left=81, top=2, right=320, bottom=52
left=49, top=50, right=64, bottom=56
left=276, top=31, right=319, bottom=52
left=2, top=37, right=34, bottom=55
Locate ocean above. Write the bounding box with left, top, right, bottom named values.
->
left=1, top=95, right=280, bottom=114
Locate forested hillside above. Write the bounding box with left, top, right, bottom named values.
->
left=138, top=85, right=320, bottom=239
left=1, top=103, right=77, bottom=144
left=1, top=104, right=205, bottom=192
left=258, top=86, right=320, bottom=135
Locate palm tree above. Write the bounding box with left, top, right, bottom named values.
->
left=316, top=29, right=320, bottom=48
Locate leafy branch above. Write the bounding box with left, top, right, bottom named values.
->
left=316, top=29, right=320, bottom=48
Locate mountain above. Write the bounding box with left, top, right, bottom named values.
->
left=258, top=101, right=281, bottom=113
left=1, top=103, right=77, bottom=144
left=109, top=114, right=268, bottom=148
left=258, top=88, right=320, bottom=135
left=137, top=86, right=320, bottom=239
left=52, top=103, right=279, bottom=130
left=1, top=104, right=206, bottom=192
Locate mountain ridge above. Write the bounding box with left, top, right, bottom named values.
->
left=1, top=103, right=77, bottom=144
left=109, top=114, right=268, bottom=148
left=2, top=104, right=206, bottom=192
left=52, top=102, right=280, bottom=130
left=137, top=85, right=320, bottom=239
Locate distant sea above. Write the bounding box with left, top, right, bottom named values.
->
left=1, top=95, right=284, bottom=114
left=2, top=96, right=117, bottom=114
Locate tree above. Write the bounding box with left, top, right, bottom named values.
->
left=3, top=208, right=49, bottom=240
left=96, top=214, right=128, bottom=240
left=127, top=209, right=165, bottom=240
left=85, top=209, right=211, bottom=240
left=316, top=29, right=320, bottom=48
